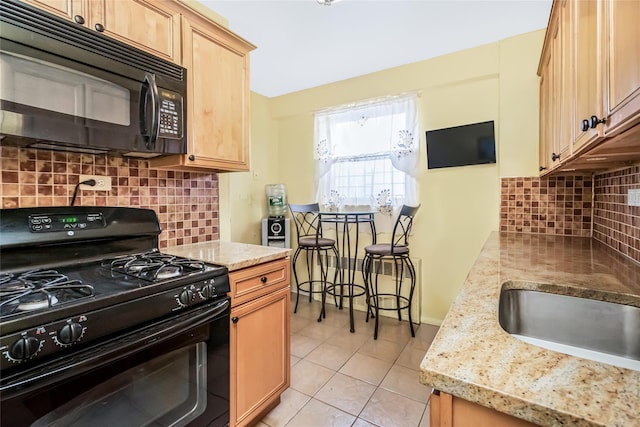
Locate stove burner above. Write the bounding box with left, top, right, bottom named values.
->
left=156, top=266, right=183, bottom=280
left=18, top=294, right=59, bottom=311
left=0, top=270, right=94, bottom=317
left=103, top=251, right=204, bottom=281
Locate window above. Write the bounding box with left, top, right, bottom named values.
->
left=314, top=93, right=420, bottom=217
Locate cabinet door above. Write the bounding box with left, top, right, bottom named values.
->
left=430, top=390, right=538, bottom=427
left=21, top=0, right=87, bottom=24
left=573, top=0, right=603, bottom=152
left=182, top=16, right=252, bottom=171
left=539, top=13, right=561, bottom=172
left=539, top=48, right=553, bottom=174
left=89, top=0, right=181, bottom=64
left=557, top=0, right=573, bottom=162
left=603, top=0, right=640, bottom=135
left=230, top=287, right=291, bottom=427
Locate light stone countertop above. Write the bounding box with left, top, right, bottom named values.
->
left=419, top=232, right=640, bottom=427
left=165, top=241, right=291, bottom=271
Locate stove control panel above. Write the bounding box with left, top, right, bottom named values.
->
left=28, top=213, right=106, bottom=233
left=0, top=315, right=88, bottom=365
left=175, top=279, right=223, bottom=308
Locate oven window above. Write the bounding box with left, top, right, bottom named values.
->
left=31, top=342, right=207, bottom=427
left=0, top=51, right=130, bottom=126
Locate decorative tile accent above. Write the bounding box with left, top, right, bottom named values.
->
left=500, top=176, right=593, bottom=237
left=0, top=146, right=219, bottom=249
left=500, top=166, right=640, bottom=263
left=593, top=165, right=640, bottom=263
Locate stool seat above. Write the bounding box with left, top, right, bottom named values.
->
left=362, top=204, right=420, bottom=340
left=299, top=237, right=336, bottom=247
left=363, top=244, right=409, bottom=256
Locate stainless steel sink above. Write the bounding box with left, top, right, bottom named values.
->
left=498, top=287, right=640, bottom=371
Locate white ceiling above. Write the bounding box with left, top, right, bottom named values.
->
left=199, top=0, right=552, bottom=98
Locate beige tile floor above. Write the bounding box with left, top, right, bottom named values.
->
left=257, top=293, right=438, bottom=427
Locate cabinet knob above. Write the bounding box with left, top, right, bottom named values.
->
left=551, top=152, right=561, bottom=161
left=188, top=155, right=196, bottom=161
left=73, top=15, right=85, bottom=25
left=581, top=119, right=590, bottom=132
left=94, top=23, right=105, bottom=32
left=589, top=115, right=606, bottom=129
left=539, top=166, right=547, bottom=172
left=231, top=317, right=239, bottom=324
left=260, top=276, right=267, bottom=284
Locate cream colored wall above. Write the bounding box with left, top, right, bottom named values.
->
left=223, top=30, right=544, bottom=323
left=499, top=34, right=543, bottom=178
left=219, top=92, right=280, bottom=244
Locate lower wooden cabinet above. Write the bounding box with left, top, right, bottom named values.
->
left=430, top=390, right=537, bottom=427
left=229, top=259, right=291, bottom=427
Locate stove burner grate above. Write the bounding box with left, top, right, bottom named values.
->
left=103, top=251, right=205, bottom=281
left=0, top=270, right=94, bottom=317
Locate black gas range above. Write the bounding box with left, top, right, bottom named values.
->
left=0, top=207, right=231, bottom=426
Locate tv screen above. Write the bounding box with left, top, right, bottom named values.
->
left=426, top=120, right=496, bottom=169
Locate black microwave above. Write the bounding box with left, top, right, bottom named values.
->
left=0, top=0, right=187, bottom=157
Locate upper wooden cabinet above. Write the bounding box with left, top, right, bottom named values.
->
left=572, top=0, right=600, bottom=152
left=538, top=0, right=640, bottom=174
left=538, top=3, right=565, bottom=172
left=20, top=0, right=86, bottom=22
left=150, top=13, right=255, bottom=172
left=538, top=16, right=557, bottom=173
left=602, top=0, right=640, bottom=135
left=22, top=0, right=182, bottom=64
left=89, top=0, right=182, bottom=64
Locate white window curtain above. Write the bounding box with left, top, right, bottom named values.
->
left=314, top=93, right=420, bottom=230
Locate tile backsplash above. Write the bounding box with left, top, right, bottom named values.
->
left=0, top=147, right=219, bottom=248
left=593, top=165, right=640, bottom=262
left=500, top=175, right=593, bottom=237
left=500, top=165, right=640, bottom=263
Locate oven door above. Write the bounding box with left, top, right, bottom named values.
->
left=0, top=298, right=230, bottom=427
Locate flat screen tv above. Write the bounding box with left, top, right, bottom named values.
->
left=426, top=120, right=496, bottom=169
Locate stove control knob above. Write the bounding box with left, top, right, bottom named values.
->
left=178, top=289, right=195, bottom=306
left=59, top=322, right=84, bottom=345
left=200, top=283, right=216, bottom=299
left=10, top=336, right=41, bottom=361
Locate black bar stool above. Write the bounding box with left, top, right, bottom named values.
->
left=289, top=203, right=340, bottom=321
left=362, top=204, right=420, bottom=339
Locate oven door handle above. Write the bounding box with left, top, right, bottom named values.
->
left=0, top=298, right=230, bottom=399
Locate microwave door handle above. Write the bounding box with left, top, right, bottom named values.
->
left=140, top=72, right=160, bottom=149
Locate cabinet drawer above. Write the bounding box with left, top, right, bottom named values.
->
left=229, top=258, right=290, bottom=307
